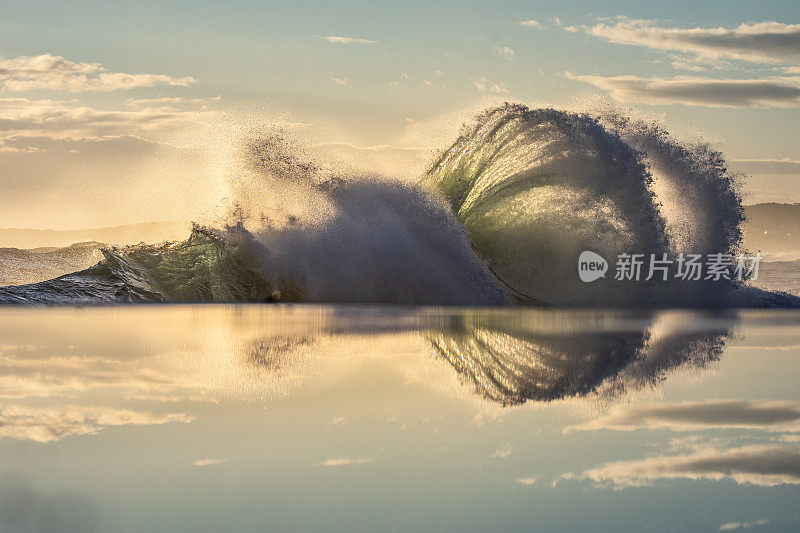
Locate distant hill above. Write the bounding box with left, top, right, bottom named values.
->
left=0, top=220, right=192, bottom=249
left=742, top=203, right=800, bottom=257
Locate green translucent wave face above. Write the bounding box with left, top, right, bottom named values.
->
left=104, top=227, right=275, bottom=303
left=0, top=226, right=290, bottom=305
left=421, top=104, right=670, bottom=306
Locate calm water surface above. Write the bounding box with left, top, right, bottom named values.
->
left=1, top=306, right=799, bottom=532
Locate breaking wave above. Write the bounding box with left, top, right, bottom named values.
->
left=1, top=103, right=798, bottom=307
left=421, top=104, right=749, bottom=306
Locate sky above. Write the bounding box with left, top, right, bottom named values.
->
left=1, top=0, right=800, bottom=228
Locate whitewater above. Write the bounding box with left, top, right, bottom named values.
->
left=1, top=103, right=797, bottom=307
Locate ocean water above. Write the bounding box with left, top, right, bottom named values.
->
left=2, top=103, right=799, bottom=532
left=1, top=305, right=799, bottom=532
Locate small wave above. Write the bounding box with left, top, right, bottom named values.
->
left=0, top=227, right=275, bottom=304
left=0, top=241, right=103, bottom=286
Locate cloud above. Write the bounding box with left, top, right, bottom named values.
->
left=0, top=97, right=209, bottom=142
left=571, top=444, right=800, bottom=488
left=566, top=400, right=800, bottom=433
left=564, top=18, right=800, bottom=65
left=470, top=77, right=509, bottom=94
left=491, top=443, right=514, bottom=458
left=327, top=416, right=346, bottom=426
left=718, top=519, right=769, bottom=531
left=318, top=457, right=374, bottom=466
left=516, top=476, right=540, bottom=485
left=494, top=46, right=516, bottom=61
left=318, top=36, right=377, bottom=45
left=193, top=458, right=228, bottom=466
left=0, top=404, right=193, bottom=443
left=329, top=75, right=348, bottom=86
left=470, top=77, right=488, bottom=92
left=123, top=96, right=221, bottom=109
left=0, top=53, right=196, bottom=92
left=730, top=158, right=800, bottom=174
left=0, top=137, right=44, bottom=153
left=671, top=57, right=730, bottom=72
left=520, top=19, right=542, bottom=29
left=565, top=73, right=800, bottom=107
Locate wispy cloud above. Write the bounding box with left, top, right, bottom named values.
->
left=327, top=416, right=346, bottom=426
left=0, top=404, right=193, bottom=443
left=560, top=18, right=800, bottom=65
left=0, top=53, right=196, bottom=92
left=567, top=444, right=800, bottom=488
left=193, top=458, right=228, bottom=467
left=519, top=19, right=542, bottom=29
left=730, top=159, right=800, bottom=174
left=565, top=73, right=800, bottom=107
left=0, top=97, right=209, bottom=143
left=516, top=476, right=540, bottom=485
left=718, top=519, right=769, bottom=531
left=329, top=75, right=348, bottom=86
left=470, top=77, right=509, bottom=94
left=318, top=35, right=377, bottom=45
left=124, top=96, right=221, bottom=108
left=318, top=457, right=374, bottom=467
left=492, top=443, right=514, bottom=458
left=493, top=46, right=516, bottom=61
left=670, top=57, right=730, bottom=72
left=566, top=400, right=800, bottom=433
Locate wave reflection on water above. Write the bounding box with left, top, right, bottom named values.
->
left=0, top=306, right=739, bottom=416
